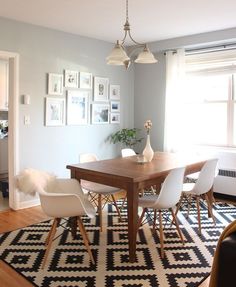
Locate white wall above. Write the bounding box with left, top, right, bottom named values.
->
left=0, top=17, right=134, bottom=206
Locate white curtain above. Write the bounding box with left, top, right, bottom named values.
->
left=164, top=49, right=186, bottom=152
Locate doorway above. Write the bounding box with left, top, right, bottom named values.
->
left=0, top=51, right=19, bottom=211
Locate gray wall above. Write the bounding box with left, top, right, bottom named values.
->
left=134, top=28, right=236, bottom=152
left=0, top=17, right=134, bottom=183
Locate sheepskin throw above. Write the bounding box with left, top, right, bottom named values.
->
left=16, top=168, right=56, bottom=195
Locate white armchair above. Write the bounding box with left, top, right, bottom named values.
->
left=17, top=169, right=95, bottom=268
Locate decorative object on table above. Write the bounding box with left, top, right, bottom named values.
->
left=110, top=113, right=120, bottom=124
left=48, top=73, right=63, bottom=95
left=94, top=77, right=109, bottom=101
left=106, top=0, right=157, bottom=69
left=1, top=202, right=236, bottom=287
left=91, top=103, right=109, bottom=124
left=79, top=72, right=93, bottom=89
left=109, top=85, right=120, bottom=100
left=64, top=70, right=79, bottom=88
left=143, top=120, right=154, bottom=162
left=67, top=90, right=89, bottom=125
left=108, top=128, right=143, bottom=149
left=45, top=97, right=65, bottom=126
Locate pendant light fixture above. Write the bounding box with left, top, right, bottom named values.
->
left=106, top=0, right=157, bottom=69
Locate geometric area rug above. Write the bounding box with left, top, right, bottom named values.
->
left=0, top=202, right=236, bottom=287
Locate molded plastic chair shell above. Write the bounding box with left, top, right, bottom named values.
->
left=121, top=148, right=136, bottom=157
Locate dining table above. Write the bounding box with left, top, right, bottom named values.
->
left=67, top=151, right=209, bottom=263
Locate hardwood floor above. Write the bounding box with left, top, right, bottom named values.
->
left=0, top=205, right=211, bottom=287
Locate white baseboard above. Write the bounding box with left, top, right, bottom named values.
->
left=17, top=198, right=40, bottom=210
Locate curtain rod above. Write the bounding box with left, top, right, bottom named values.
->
left=185, top=42, right=236, bottom=55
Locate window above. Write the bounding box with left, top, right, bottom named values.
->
left=184, top=50, right=236, bottom=148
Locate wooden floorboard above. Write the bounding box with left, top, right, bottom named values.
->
left=0, top=204, right=213, bottom=287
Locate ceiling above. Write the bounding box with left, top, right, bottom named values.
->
left=0, top=0, right=236, bottom=45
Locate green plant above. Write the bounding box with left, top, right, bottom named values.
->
left=108, top=128, right=143, bottom=148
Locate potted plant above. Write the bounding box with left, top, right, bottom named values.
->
left=108, top=128, right=143, bottom=149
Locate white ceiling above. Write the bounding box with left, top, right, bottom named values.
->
left=0, top=0, right=236, bottom=45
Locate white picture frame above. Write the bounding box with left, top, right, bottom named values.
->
left=80, top=72, right=93, bottom=89
left=110, top=85, right=120, bottom=100
left=94, top=77, right=109, bottom=101
left=64, top=70, right=79, bottom=88
left=110, top=101, right=120, bottom=112
left=45, top=97, right=65, bottom=126
left=110, top=113, right=120, bottom=124
left=92, top=103, right=109, bottom=124
left=48, top=73, right=63, bottom=95
left=67, top=90, right=89, bottom=125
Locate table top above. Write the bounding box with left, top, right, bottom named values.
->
left=67, top=152, right=209, bottom=187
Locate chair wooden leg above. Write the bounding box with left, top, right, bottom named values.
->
left=153, top=209, right=157, bottom=233
left=196, top=196, right=202, bottom=235
left=187, top=195, right=192, bottom=218
left=175, top=193, right=184, bottom=217
left=205, top=193, right=216, bottom=225
left=138, top=208, right=146, bottom=229
left=111, top=194, right=123, bottom=222
left=98, top=194, right=102, bottom=232
left=42, top=218, right=59, bottom=269
left=77, top=217, right=95, bottom=265
left=159, top=210, right=165, bottom=258
left=45, top=218, right=61, bottom=246
left=171, top=208, right=184, bottom=245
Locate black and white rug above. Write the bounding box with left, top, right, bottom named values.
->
left=0, top=202, right=236, bottom=287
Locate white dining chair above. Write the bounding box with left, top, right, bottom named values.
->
left=175, top=158, right=218, bottom=235
left=138, top=166, right=186, bottom=258
left=17, top=170, right=96, bottom=268
left=79, top=153, right=123, bottom=231
left=121, top=148, right=136, bottom=157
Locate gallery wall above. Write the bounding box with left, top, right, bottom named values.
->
left=0, top=17, right=134, bottom=205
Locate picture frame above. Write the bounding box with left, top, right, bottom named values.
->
left=67, top=90, right=89, bottom=125
left=64, top=70, right=79, bottom=88
left=92, top=103, right=109, bottom=124
left=80, top=72, right=93, bottom=89
left=94, top=77, right=109, bottom=101
left=110, top=85, right=120, bottom=100
left=45, top=97, right=65, bottom=126
left=48, top=73, right=63, bottom=95
left=110, top=113, right=120, bottom=124
left=110, top=101, right=120, bottom=112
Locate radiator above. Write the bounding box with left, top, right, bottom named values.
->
left=213, top=169, right=236, bottom=196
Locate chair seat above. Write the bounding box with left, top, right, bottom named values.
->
left=139, top=195, right=159, bottom=208
left=81, top=180, right=120, bottom=194
left=186, top=172, right=200, bottom=181
left=183, top=182, right=195, bottom=194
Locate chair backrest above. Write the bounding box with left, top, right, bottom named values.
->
left=79, top=153, right=98, bottom=163
left=155, top=167, right=186, bottom=209
left=193, top=158, right=218, bottom=195
left=121, top=148, right=136, bottom=157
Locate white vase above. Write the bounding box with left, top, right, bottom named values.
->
left=142, top=134, right=154, bottom=162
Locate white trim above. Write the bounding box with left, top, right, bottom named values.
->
left=18, top=198, right=40, bottom=210
left=0, top=50, right=19, bottom=210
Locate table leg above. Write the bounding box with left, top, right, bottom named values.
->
left=126, top=183, right=139, bottom=263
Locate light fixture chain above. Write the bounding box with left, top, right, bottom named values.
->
left=126, top=0, right=129, bottom=21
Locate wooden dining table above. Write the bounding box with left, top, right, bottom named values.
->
left=67, top=151, right=208, bottom=263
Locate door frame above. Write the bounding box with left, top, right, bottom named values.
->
left=0, top=50, right=19, bottom=210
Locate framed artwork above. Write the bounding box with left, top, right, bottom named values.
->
left=67, top=90, right=89, bottom=125
left=110, top=85, right=120, bottom=100
left=64, top=70, right=79, bottom=88
left=92, top=104, right=109, bottom=124
left=45, top=97, right=65, bottom=126
left=80, top=72, right=93, bottom=89
left=110, top=113, right=120, bottom=124
left=48, top=73, right=63, bottom=95
left=94, top=77, right=109, bottom=101
left=111, top=101, right=120, bottom=112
